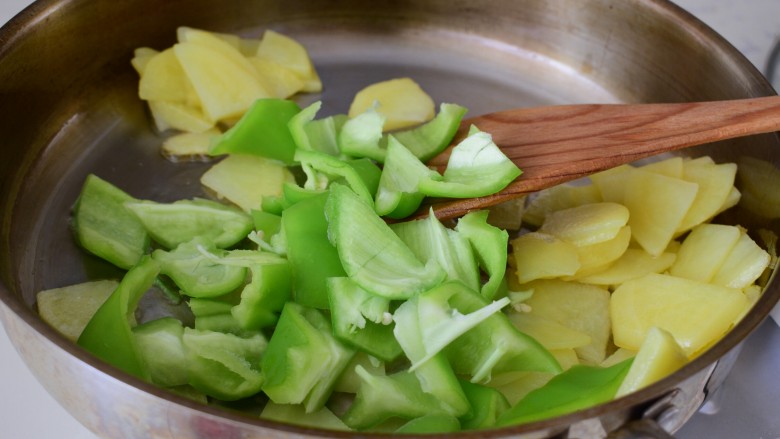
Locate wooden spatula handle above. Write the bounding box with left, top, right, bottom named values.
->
left=427, top=95, right=780, bottom=219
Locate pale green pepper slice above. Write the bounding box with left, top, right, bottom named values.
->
left=391, top=102, right=467, bottom=162
left=455, top=210, right=510, bottom=300
left=338, top=106, right=386, bottom=162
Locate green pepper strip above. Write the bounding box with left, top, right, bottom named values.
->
left=390, top=102, right=467, bottom=162
left=209, top=98, right=301, bottom=164
left=78, top=255, right=159, bottom=380
left=455, top=210, right=510, bottom=300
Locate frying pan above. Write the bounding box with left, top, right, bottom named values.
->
left=1, top=0, right=779, bottom=437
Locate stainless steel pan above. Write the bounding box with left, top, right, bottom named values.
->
left=1, top=0, right=779, bottom=437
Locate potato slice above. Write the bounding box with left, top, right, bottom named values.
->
left=37, top=280, right=119, bottom=341
left=610, top=273, right=748, bottom=356
left=511, top=232, right=580, bottom=283
left=568, top=225, right=631, bottom=278
left=256, top=29, right=322, bottom=92
left=670, top=224, right=741, bottom=283
left=576, top=248, right=676, bottom=286
left=200, top=154, right=296, bottom=212
left=523, top=279, right=611, bottom=364
left=138, top=48, right=199, bottom=106
left=711, top=229, right=771, bottom=289
left=591, top=165, right=632, bottom=203
left=162, top=128, right=221, bottom=161
left=600, top=348, right=636, bottom=368
left=616, top=326, right=688, bottom=397
left=148, top=100, right=215, bottom=134
left=623, top=169, right=698, bottom=256
left=248, top=57, right=306, bottom=99
left=639, top=156, right=684, bottom=178
left=523, top=183, right=602, bottom=227
left=539, top=202, right=629, bottom=247
left=348, top=78, right=435, bottom=131
left=131, top=47, right=159, bottom=75
left=676, top=160, right=737, bottom=232
left=507, top=312, right=592, bottom=350
left=174, top=41, right=271, bottom=122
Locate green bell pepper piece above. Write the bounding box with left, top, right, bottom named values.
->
left=295, top=149, right=375, bottom=206
left=251, top=210, right=281, bottom=243
left=72, top=174, right=149, bottom=269
left=345, top=157, right=382, bottom=197
left=326, top=277, right=402, bottom=362
left=325, top=184, right=446, bottom=300
left=261, top=402, right=351, bottom=431
left=282, top=181, right=325, bottom=206
left=231, top=260, right=291, bottom=330
left=262, top=302, right=356, bottom=412
left=125, top=198, right=253, bottom=249
left=340, top=366, right=447, bottom=431
left=288, top=101, right=345, bottom=157
left=282, top=192, right=346, bottom=309
left=209, top=98, right=301, bottom=164
left=392, top=210, right=480, bottom=292
left=418, top=128, right=522, bottom=198
left=496, top=359, right=634, bottom=426
left=443, top=287, right=562, bottom=383
left=394, top=414, right=461, bottom=434
left=458, top=380, right=510, bottom=430
left=338, top=106, right=386, bottom=162
left=183, top=327, right=267, bottom=401
left=152, top=237, right=247, bottom=298
left=374, top=135, right=442, bottom=219
left=188, top=297, right=236, bottom=317
left=390, top=102, right=467, bottom=162
left=455, top=210, right=509, bottom=300
left=78, top=256, right=159, bottom=380
left=132, top=317, right=188, bottom=387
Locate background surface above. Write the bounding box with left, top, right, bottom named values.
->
left=1, top=0, right=779, bottom=438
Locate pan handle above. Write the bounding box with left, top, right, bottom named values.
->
left=605, top=418, right=676, bottom=439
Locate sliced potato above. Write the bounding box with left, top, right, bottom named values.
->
left=248, top=57, right=306, bottom=99
left=539, top=202, right=629, bottom=247
left=611, top=273, right=748, bottom=356
left=511, top=232, right=580, bottom=283
left=200, top=154, right=296, bottom=212
left=639, top=156, right=684, bottom=178
left=676, top=160, right=737, bottom=232
left=138, top=48, right=199, bottom=106
left=131, top=47, right=160, bottom=75
left=568, top=225, right=631, bottom=278
left=711, top=229, right=771, bottom=289
left=148, top=100, right=214, bottom=134
left=37, top=280, right=119, bottom=341
left=623, top=169, right=698, bottom=256
left=161, top=128, right=221, bottom=161
left=670, top=224, right=741, bottom=283
left=523, top=279, right=611, bottom=364
left=616, top=326, right=688, bottom=397
left=507, top=312, right=592, bottom=350
left=348, top=78, right=435, bottom=131
left=523, top=183, right=602, bottom=227
left=256, top=29, right=321, bottom=92
left=576, top=248, right=676, bottom=286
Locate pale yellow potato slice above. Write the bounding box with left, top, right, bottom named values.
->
left=177, top=27, right=259, bottom=75
left=200, top=154, right=296, bottom=212
left=174, top=41, right=271, bottom=122
left=538, top=202, right=629, bottom=247
left=138, top=48, right=199, bottom=106
left=256, top=29, right=322, bottom=92
left=131, top=47, right=159, bottom=75
left=623, top=169, right=698, bottom=256
left=511, top=232, right=580, bottom=283
left=568, top=225, right=631, bottom=278
left=639, top=156, right=684, bottom=178
left=161, top=128, right=221, bottom=161
left=507, top=312, right=592, bottom=350
left=591, top=164, right=633, bottom=204
left=600, top=347, right=636, bottom=368
left=670, top=224, right=742, bottom=283
left=711, top=229, right=771, bottom=289
left=610, top=273, right=748, bottom=356
left=523, top=183, right=602, bottom=227
left=148, top=100, right=215, bottom=133
left=576, top=248, right=676, bottom=286
left=523, top=279, right=611, bottom=364
left=485, top=196, right=526, bottom=230
left=616, top=326, right=688, bottom=397
left=248, top=57, right=306, bottom=99
left=676, top=160, right=737, bottom=233
left=348, top=77, right=435, bottom=131
left=37, top=280, right=119, bottom=341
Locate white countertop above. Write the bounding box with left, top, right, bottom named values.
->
left=1, top=1, right=779, bottom=438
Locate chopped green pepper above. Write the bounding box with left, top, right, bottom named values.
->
left=455, top=210, right=510, bottom=300
left=261, top=402, right=350, bottom=431
left=231, top=260, right=291, bottom=330
left=338, top=106, right=386, bottom=162
left=72, top=174, right=149, bottom=269
left=325, top=184, right=446, bottom=300
left=418, top=128, right=522, bottom=198
left=295, top=149, right=374, bottom=206
left=152, top=237, right=247, bottom=298
left=78, top=256, right=159, bottom=380
left=394, top=414, right=461, bottom=434
left=282, top=192, right=345, bottom=309
left=374, top=135, right=442, bottom=219
left=288, top=101, right=345, bottom=157
left=262, top=302, right=356, bottom=412
left=390, top=102, right=467, bottom=162
left=209, top=98, right=301, bottom=164
left=183, top=327, right=267, bottom=401
left=326, top=277, right=402, bottom=362
left=126, top=198, right=253, bottom=249
left=458, top=379, right=510, bottom=430
left=496, top=359, right=634, bottom=426
left=132, top=317, right=188, bottom=387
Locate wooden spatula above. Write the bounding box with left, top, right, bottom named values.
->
left=425, top=95, right=780, bottom=220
